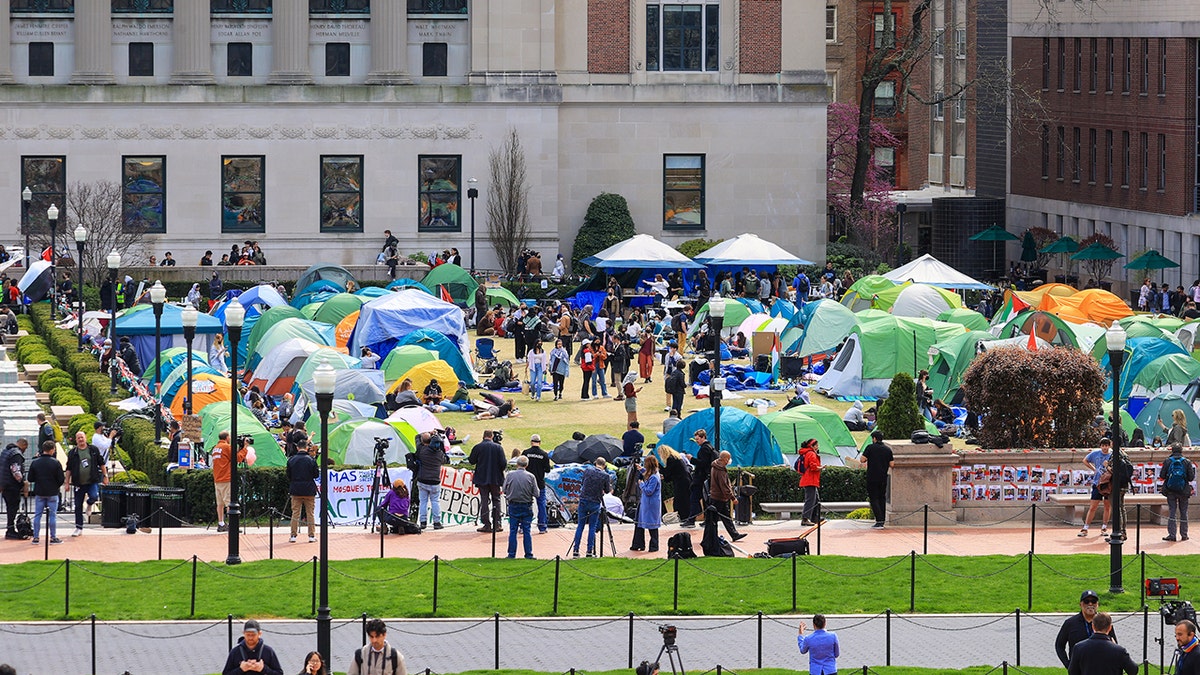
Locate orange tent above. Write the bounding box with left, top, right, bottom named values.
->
left=170, top=372, right=235, bottom=417
left=335, top=310, right=359, bottom=349
left=1010, top=283, right=1078, bottom=309
left=1038, top=288, right=1132, bottom=326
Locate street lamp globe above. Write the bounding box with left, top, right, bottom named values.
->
left=709, top=295, right=726, bottom=320
left=1105, top=323, right=1127, bottom=353
left=74, top=224, right=87, bottom=244
left=225, top=298, right=245, bottom=329
left=149, top=280, right=167, bottom=306
left=107, top=250, right=121, bottom=270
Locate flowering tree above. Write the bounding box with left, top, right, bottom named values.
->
left=828, top=102, right=900, bottom=249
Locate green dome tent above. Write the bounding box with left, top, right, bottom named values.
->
left=247, top=318, right=335, bottom=372
left=873, top=283, right=963, bottom=318
left=485, top=286, right=521, bottom=309
left=840, top=276, right=900, bottom=312
left=198, top=404, right=285, bottom=467
left=299, top=302, right=323, bottom=320
left=927, top=331, right=995, bottom=404
left=326, top=419, right=414, bottom=465
left=937, top=308, right=989, bottom=331
left=689, top=299, right=754, bottom=337
left=815, top=315, right=968, bottom=398
left=759, top=410, right=839, bottom=458
left=1131, top=354, right=1200, bottom=398
left=245, top=305, right=305, bottom=359
left=779, top=299, right=857, bottom=358
left=311, top=293, right=365, bottom=325
left=421, top=263, right=479, bottom=305
left=381, top=345, right=438, bottom=384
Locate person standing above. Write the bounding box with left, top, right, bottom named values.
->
left=860, top=431, right=894, bottom=528
left=610, top=335, right=631, bottom=391
left=1066, top=612, right=1137, bottom=675
left=622, top=372, right=643, bottom=425
left=24, top=441, right=63, bottom=544
left=286, top=441, right=318, bottom=543
left=638, top=331, right=655, bottom=383
left=1056, top=590, right=1115, bottom=667
left=708, top=451, right=746, bottom=541
left=549, top=338, right=570, bottom=402
left=578, top=339, right=596, bottom=400
left=1, top=439, right=26, bottom=540
left=211, top=431, right=248, bottom=534
left=65, top=431, right=106, bottom=537
left=591, top=339, right=609, bottom=398
left=797, top=438, right=823, bottom=526
left=1173, top=620, right=1199, bottom=675
left=1079, top=439, right=1114, bottom=537
left=502, top=455, right=539, bottom=559
left=1160, top=442, right=1195, bottom=542
left=414, top=432, right=447, bottom=530
left=468, top=430, right=507, bottom=533
left=221, top=620, right=284, bottom=675
left=570, top=457, right=613, bottom=557
left=630, top=455, right=662, bottom=552
left=657, top=444, right=692, bottom=525
left=621, top=421, right=644, bottom=459
left=526, top=341, right=548, bottom=401
left=35, top=413, right=55, bottom=454
left=685, top=429, right=716, bottom=528
left=522, top=435, right=551, bottom=534
left=797, top=615, right=840, bottom=675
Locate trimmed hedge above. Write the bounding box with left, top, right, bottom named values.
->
left=173, top=468, right=295, bottom=524
left=67, top=413, right=99, bottom=439
left=113, top=470, right=150, bottom=485
left=119, top=418, right=167, bottom=485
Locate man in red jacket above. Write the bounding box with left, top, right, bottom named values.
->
left=797, top=439, right=823, bottom=526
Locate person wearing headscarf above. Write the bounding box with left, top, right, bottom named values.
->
left=186, top=283, right=201, bottom=307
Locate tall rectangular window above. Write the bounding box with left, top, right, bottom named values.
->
left=1122, top=130, right=1130, bottom=187
left=664, top=154, right=705, bottom=230
left=227, top=42, right=253, bottom=77
left=20, top=156, right=65, bottom=240
left=934, top=30, right=945, bottom=58
left=128, top=42, right=154, bottom=77
left=646, top=3, right=719, bottom=72
left=1159, top=38, right=1167, bottom=94
left=825, top=6, right=836, bottom=42
left=422, top=42, right=447, bottom=77
left=1105, top=129, right=1113, bottom=185
left=874, top=12, right=896, bottom=49
left=1040, top=125, right=1050, bottom=179
left=221, top=156, right=265, bottom=233
left=875, top=81, right=896, bottom=117
left=954, top=95, right=966, bottom=121
left=1157, top=134, right=1166, bottom=190
left=1089, top=38, right=1097, bottom=92
left=325, top=42, right=350, bottom=76
left=212, top=0, right=271, bottom=12
left=1106, top=38, right=1114, bottom=92
left=418, top=155, right=462, bottom=232
left=1057, top=37, right=1065, bottom=90
left=954, top=28, right=966, bottom=58
left=875, top=147, right=896, bottom=185
left=122, top=156, right=165, bottom=233
left=28, top=43, right=54, bottom=77
left=933, top=90, right=944, bottom=120
left=1041, top=38, right=1049, bottom=89
left=320, top=155, right=363, bottom=233
left=1088, top=128, right=1097, bottom=184
left=1140, top=132, right=1149, bottom=189
left=1073, top=37, right=1081, bottom=92
left=1056, top=126, right=1065, bottom=179
left=1142, top=38, right=1150, bottom=94
left=1123, top=38, right=1131, bottom=93
left=1072, top=127, right=1081, bottom=182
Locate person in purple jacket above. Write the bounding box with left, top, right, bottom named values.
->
left=377, top=480, right=418, bottom=535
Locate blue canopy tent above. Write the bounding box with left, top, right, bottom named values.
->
left=114, top=303, right=224, bottom=369
left=351, top=291, right=474, bottom=382
left=657, top=407, right=784, bottom=467
left=393, top=328, right=477, bottom=386
left=292, top=280, right=344, bottom=310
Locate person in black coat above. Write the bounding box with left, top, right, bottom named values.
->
left=1174, top=620, right=1199, bottom=675
left=1066, top=612, right=1137, bottom=675
left=286, top=442, right=319, bottom=543
left=222, top=620, right=283, bottom=675
left=658, top=445, right=692, bottom=524
left=684, top=430, right=716, bottom=527
left=468, top=430, right=507, bottom=533
left=1056, top=590, right=1116, bottom=667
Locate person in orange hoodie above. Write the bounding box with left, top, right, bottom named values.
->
left=211, top=431, right=249, bottom=533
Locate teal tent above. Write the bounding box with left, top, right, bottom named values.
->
left=1101, top=337, right=1189, bottom=400
left=780, top=299, right=857, bottom=357
left=421, top=263, right=479, bottom=305
left=657, top=407, right=784, bottom=467
left=1133, top=394, right=1200, bottom=444
left=393, top=328, right=477, bottom=386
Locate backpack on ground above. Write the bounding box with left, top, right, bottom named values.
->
left=766, top=536, right=810, bottom=557
left=667, top=532, right=697, bottom=559
left=1164, top=455, right=1191, bottom=493
left=14, top=499, right=33, bottom=539
left=355, top=645, right=401, bottom=675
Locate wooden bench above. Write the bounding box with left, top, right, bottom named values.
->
left=1048, top=493, right=1169, bottom=524
left=760, top=501, right=870, bottom=520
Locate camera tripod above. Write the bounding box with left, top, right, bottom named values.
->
left=655, top=640, right=685, bottom=675
left=563, top=503, right=620, bottom=557
left=365, top=445, right=391, bottom=532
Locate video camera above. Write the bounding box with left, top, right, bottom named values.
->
left=1161, top=601, right=1197, bottom=626
left=492, top=430, right=503, bottom=444
left=237, top=433, right=254, bottom=447
left=658, top=624, right=677, bottom=646
left=373, top=437, right=390, bottom=463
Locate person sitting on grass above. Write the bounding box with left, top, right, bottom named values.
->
left=393, top=379, right=421, bottom=408
left=423, top=379, right=443, bottom=405
left=473, top=394, right=520, bottom=420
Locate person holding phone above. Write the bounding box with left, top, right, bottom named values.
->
left=297, top=652, right=327, bottom=675
left=221, top=620, right=283, bottom=675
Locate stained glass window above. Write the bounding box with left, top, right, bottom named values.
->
left=418, top=156, right=461, bottom=232
left=211, top=0, right=271, bottom=13
left=112, top=0, right=172, bottom=11
left=20, top=156, right=66, bottom=237
left=310, top=0, right=368, bottom=11
left=123, top=156, right=165, bottom=233
left=222, top=156, right=265, bottom=233
left=407, top=0, right=467, bottom=14
left=645, top=4, right=719, bottom=72
left=12, top=0, right=73, bottom=11
left=663, top=155, right=704, bottom=230
left=320, top=156, right=363, bottom=233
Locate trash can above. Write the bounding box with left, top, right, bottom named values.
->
left=124, top=485, right=151, bottom=527
left=149, top=487, right=185, bottom=528
left=735, top=484, right=758, bottom=526
left=100, top=483, right=126, bottom=528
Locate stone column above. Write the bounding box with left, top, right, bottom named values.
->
left=886, top=441, right=959, bottom=526
left=269, top=0, right=313, bottom=84
left=70, top=0, right=115, bottom=84
left=170, top=0, right=215, bottom=84
left=366, top=1, right=410, bottom=84
left=0, top=8, right=15, bottom=83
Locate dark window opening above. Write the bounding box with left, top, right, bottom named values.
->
left=128, top=42, right=154, bottom=77
left=325, top=42, right=350, bottom=76
left=227, top=42, right=253, bottom=77
left=29, top=42, right=54, bottom=77
left=422, top=42, right=448, bottom=77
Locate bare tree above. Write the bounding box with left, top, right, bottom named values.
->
left=63, top=181, right=147, bottom=287
left=486, top=129, right=531, bottom=274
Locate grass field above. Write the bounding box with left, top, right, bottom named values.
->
left=3, top=553, right=1192, bottom=621
left=211, top=667, right=1101, bottom=675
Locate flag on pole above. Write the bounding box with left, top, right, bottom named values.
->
left=770, top=333, right=782, bottom=381
left=1026, top=329, right=1038, bottom=351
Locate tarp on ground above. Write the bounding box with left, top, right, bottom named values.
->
left=882, top=253, right=993, bottom=290
left=198, top=404, right=285, bottom=467
left=937, top=308, right=989, bottom=331
left=693, top=233, right=814, bottom=267
left=1101, top=337, right=1190, bottom=401
left=421, top=263, right=478, bottom=305
left=388, top=360, right=459, bottom=402
left=840, top=275, right=900, bottom=312
left=1133, top=393, right=1200, bottom=443
left=580, top=233, right=704, bottom=270
left=1038, top=288, right=1133, bottom=326
left=296, top=369, right=387, bottom=405
left=296, top=264, right=355, bottom=297
left=780, top=299, right=857, bottom=358
left=351, top=291, right=471, bottom=375
left=816, top=315, right=968, bottom=398
left=326, top=419, right=413, bottom=465
left=658, top=407, right=784, bottom=467
left=311, top=293, right=365, bottom=325
left=381, top=345, right=438, bottom=384
left=874, top=283, right=963, bottom=318
left=391, top=328, right=477, bottom=386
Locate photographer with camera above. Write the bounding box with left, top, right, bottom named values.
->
left=414, top=432, right=448, bottom=530
left=211, top=431, right=248, bottom=533
left=469, top=430, right=507, bottom=533
left=90, top=421, right=118, bottom=466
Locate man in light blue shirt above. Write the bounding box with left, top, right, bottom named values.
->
left=798, top=614, right=840, bottom=675
left=1078, top=439, right=1113, bottom=537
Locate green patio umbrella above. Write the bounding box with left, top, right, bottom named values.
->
left=485, top=286, right=521, bottom=308
left=1020, top=231, right=1038, bottom=263
left=1039, top=236, right=1079, bottom=254
left=1124, top=249, right=1180, bottom=271
left=1071, top=242, right=1124, bottom=261
left=969, top=225, right=1020, bottom=242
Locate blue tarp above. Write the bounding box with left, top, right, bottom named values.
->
left=1101, top=337, right=1189, bottom=400
left=351, top=292, right=473, bottom=380
left=292, top=280, right=344, bottom=309
left=658, top=407, right=784, bottom=467
left=393, top=328, right=477, bottom=386
left=386, top=278, right=434, bottom=294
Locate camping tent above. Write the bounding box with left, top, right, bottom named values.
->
left=386, top=278, right=433, bottom=293
left=245, top=306, right=305, bottom=360
left=780, top=299, right=857, bottom=358
left=759, top=408, right=854, bottom=465
left=351, top=290, right=471, bottom=373
left=388, top=360, right=459, bottom=402
left=937, top=308, right=989, bottom=331
left=873, top=283, right=963, bottom=318
left=1133, top=393, right=1200, bottom=443
left=581, top=234, right=704, bottom=270
left=993, top=310, right=1095, bottom=351
left=246, top=319, right=335, bottom=372
left=326, top=419, right=413, bottom=465
left=198, top=404, right=286, bottom=467
left=485, top=286, right=521, bottom=308
left=311, top=293, right=364, bottom=325
left=421, top=263, right=478, bottom=305
left=657, top=407, right=784, bottom=467
left=1130, top=353, right=1200, bottom=397
left=381, top=345, right=438, bottom=384
left=816, top=315, right=968, bottom=398
left=385, top=407, right=443, bottom=434
left=114, top=302, right=223, bottom=371
left=335, top=311, right=358, bottom=349
left=293, top=398, right=380, bottom=426
left=693, top=233, right=814, bottom=267
left=160, top=360, right=222, bottom=407
left=882, top=254, right=993, bottom=290
left=246, top=338, right=331, bottom=396
left=1038, top=288, right=1132, bottom=326
left=169, top=372, right=234, bottom=417
left=391, top=328, right=477, bottom=386
left=840, top=275, right=899, bottom=312
left=733, top=313, right=788, bottom=337
left=296, top=264, right=355, bottom=296
left=927, top=332, right=995, bottom=404
left=689, top=299, right=754, bottom=337
left=1102, top=337, right=1190, bottom=400
left=294, top=350, right=361, bottom=391
left=296, top=369, right=387, bottom=405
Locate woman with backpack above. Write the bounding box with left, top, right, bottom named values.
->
left=577, top=339, right=596, bottom=400
left=1160, top=443, right=1195, bottom=542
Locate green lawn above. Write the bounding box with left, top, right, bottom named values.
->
left=3, top=553, right=1191, bottom=621
left=213, top=668, right=1152, bottom=675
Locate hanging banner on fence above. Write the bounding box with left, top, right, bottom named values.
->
left=544, top=464, right=618, bottom=517
left=432, top=465, right=504, bottom=527
left=324, top=467, right=412, bottom=526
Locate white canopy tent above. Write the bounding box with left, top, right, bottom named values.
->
left=693, top=233, right=814, bottom=266
left=581, top=234, right=704, bottom=269
left=883, top=254, right=993, bottom=290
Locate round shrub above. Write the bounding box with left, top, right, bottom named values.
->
left=14, top=335, right=46, bottom=351
left=571, top=193, right=636, bottom=272
left=49, top=388, right=90, bottom=411
left=68, top=413, right=99, bottom=439
left=37, top=367, right=73, bottom=389
left=113, top=470, right=150, bottom=485
left=846, top=507, right=874, bottom=520
left=877, top=372, right=925, bottom=440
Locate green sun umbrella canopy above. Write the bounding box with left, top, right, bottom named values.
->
left=1071, top=242, right=1124, bottom=261
left=485, top=286, right=521, bottom=308
left=1040, top=236, right=1079, bottom=254
left=381, top=345, right=438, bottom=383
left=1125, top=249, right=1180, bottom=271
left=1020, top=231, right=1038, bottom=262
left=969, top=225, right=1020, bottom=242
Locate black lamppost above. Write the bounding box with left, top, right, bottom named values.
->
left=46, top=203, right=58, bottom=320
left=1106, top=323, right=1128, bottom=594
left=895, top=201, right=908, bottom=266
left=74, top=224, right=86, bottom=351
left=107, top=250, right=121, bottom=395
left=21, top=187, right=31, bottom=271
left=150, top=281, right=166, bottom=444
left=708, top=296, right=726, bottom=454
left=467, top=177, right=478, bottom=273
left=225, top=299, right=245, bottom=566
left=313, top=362, right=337, bottom=666
left=181, top=303, right=198, bottom=415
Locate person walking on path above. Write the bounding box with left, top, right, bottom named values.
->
left=502, top=455, right=539, bottom=559
left=797, top=438, right=823, bottom=526
left=797, top=615, right=840, bottom=675
left=1173, top=620, right=1199, bottom=675
left=638, top=331, right=655, bottom=383
left=211, top=432, right=248, bottom=533
left=630, top=455, right=662, bottom=552
left=1066, top=612, right=1137, bottom=675
left=1159, top=442, right=1195, bottom=542
left=65, top=431, right=106, bottom=537
left=1, top=439, right=27, bottom=540
left=1078, top=439, right=1113, bottom=537
left=685, top=429, right=716, bottom=528
left=571, top=457, right=612, bottom=557
left=221, top=619, right=284, bottom=675
left=860, top=431, right=894, bottom=528
left=708, top=451, right=746, bottom=541
left=349, top=618, right=406, bottom=675
left=25, top=441, right=63, bottom=544
left=522, top=435, right=551, bottom=533
left=469, top=430, right=507, bottom=533
left=1057, top=590, right=1116, bottom=667
left=286, top=441, right=318, bottom=543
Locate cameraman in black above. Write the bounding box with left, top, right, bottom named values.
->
left=414, top=432, right=448, bottom=530
left=167, top=420, right=182, bottom=464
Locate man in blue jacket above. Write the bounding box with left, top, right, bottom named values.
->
left=797, top=614, right=839, bottom=675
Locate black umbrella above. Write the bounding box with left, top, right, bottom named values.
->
left=551, top=439, right=581, bottom=464
left=577, top=434, right=624, bottom=462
